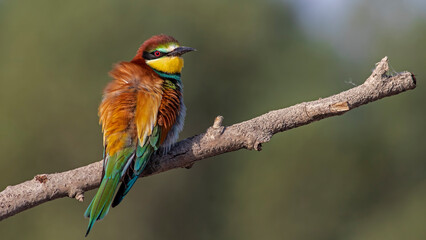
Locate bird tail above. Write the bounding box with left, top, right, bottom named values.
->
left=84, top=148, right=134, bottom=237
left=84, top=174, right=121, bottom=237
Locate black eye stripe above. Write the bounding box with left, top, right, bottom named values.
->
left=142, top=50, right=165, bottom=60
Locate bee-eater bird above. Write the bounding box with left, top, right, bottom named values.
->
left=84, top=35, right=195, bottom=236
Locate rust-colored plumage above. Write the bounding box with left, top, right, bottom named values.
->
left=99, top=62, right=163, bottom=156
left=85, top=35, right=195, bottom=236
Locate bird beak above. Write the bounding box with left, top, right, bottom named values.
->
left=167, top=46, right=196, bottom=56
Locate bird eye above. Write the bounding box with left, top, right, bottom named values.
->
left=153, top=51, right=161, bottom=57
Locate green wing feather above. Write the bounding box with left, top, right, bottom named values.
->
left=111, top=126, right=161, bottom=208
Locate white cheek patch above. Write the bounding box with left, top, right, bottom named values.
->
left=157, top=44, right=179, bottom=53
left=166, top=44, right=179, bottom=52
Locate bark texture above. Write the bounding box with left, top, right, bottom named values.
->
left=0, top=57, right=416, bottom=221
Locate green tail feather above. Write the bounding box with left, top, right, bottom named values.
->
left=84, top=148, right=134, bottom=236
left=84, top=176, right=120, bottom=236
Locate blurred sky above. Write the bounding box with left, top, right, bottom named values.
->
left=288, top=0, right=426, bottom=59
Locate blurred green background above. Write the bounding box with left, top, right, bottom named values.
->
left=0, top=0, right=425, bottom=239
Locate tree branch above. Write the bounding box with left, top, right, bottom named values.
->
left=0, top=57, right=416, bottom=221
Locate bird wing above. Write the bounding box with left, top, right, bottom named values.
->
left=98, top=62, right=163, bottom=174
left=98, top=62, right=163, bottom=207
left=109, top=82, right=163, bottom=207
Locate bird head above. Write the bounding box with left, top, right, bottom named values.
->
left=133, top=35, right=195, bottom=74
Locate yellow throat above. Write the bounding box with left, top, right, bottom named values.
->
left=146, top=56, right=184, bottom=74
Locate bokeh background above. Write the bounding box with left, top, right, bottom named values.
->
left=0, top=0, right=425, bottom=239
